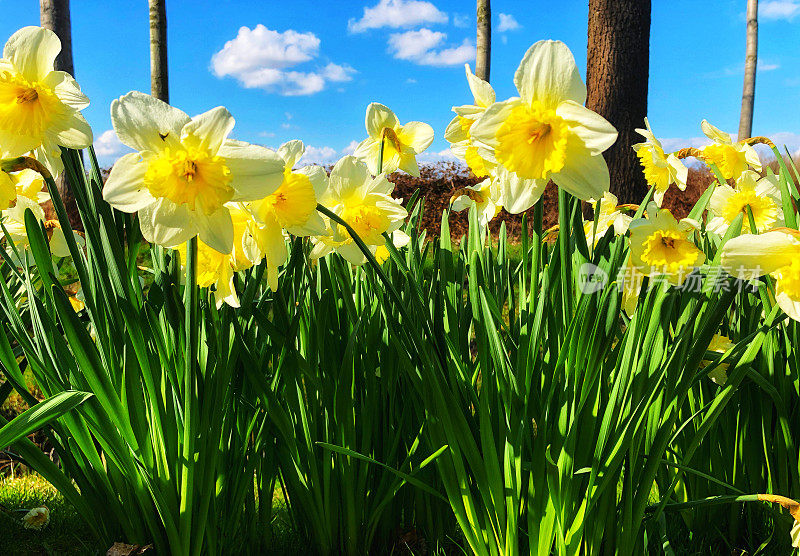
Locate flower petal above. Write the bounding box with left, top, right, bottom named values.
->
left=181, top=106, right=235, bottom=155
left=701, top=120, right=732, bottom=144
left=4, top=26, right=60, bottom=82
left=102, top=153, right=153, bottom=212
left=720, top=231, right=800, bottom=279
left=42, top=71, right=89, bottom=110
left=196, top=207, right=234, bottom=254
left=514, top=40, right=586, bottom=109
left=399, top=121, right=434, bottom=154
left=551, top=141, right=610, bottom=201
left=497, top=166, right=547, bottom=214
left=556, top=100, right=617, bottom=154
left=48, top=110, right=93, bottom=149
left=278, top=140, right=304, bottom=168
left=365, top=103, right=399, bottom=137
left=469, top=98, right=521, bottom=154
left=138, top=198, right=197, bottom=248
left=111, top=91, right=190, bottom=152
left=465, top=64, right=495, bottom=107
left=218, top=140, right=284, bottom=201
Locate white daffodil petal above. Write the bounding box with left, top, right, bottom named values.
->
left=469, top=98, right=521, bottom=153
left=500, top=168, right=547, bottom=214
left=102, top=152, right=154, bottom=212
left=49, top=110, right=93, bottom=149
left=196, top=208, right=234, bottom=254
left=551, top=142, right=610, bottom=201
left=465, top=64, right=495, bottom=107
left=557, top=100, right=618, bottom=154
left=111, top=91, right=190, bottom=152
left=139, top=199, right=197, bottom=247
left=218, top=141, right=284, bottom=201
left=399, top=121, right=434, bottom=154
left=365, top=103, right=399, bottom=137
left=182, top=106, right=235, bottom=155
left=4, top=26, right=60, bottom=82
left=42, top=70, right=89, bottom=110
left=514, top=40, right=586, bottom=109
left=721, top=231, right=800, bottom=279
left=278, top=140, right=305, bottom=168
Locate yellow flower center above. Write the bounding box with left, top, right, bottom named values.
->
left=703, top=143, right=748, bottom=180
left=465, top=145, right=489, bottom=177
left=257, top=170, right=317, bottom=228
left=641, top=229, right=699, bottom=274
left=494, top=101, right=569, bottom=180
left=458, top=116, right=474, bottom=135
left=719, top=186, right=777, bottom=233
left=0, top=72, right=62, bottom=141
left=637, top=146, right=670, bottom=193
left=341, top=204, right=390, bottom=245
left=777, top=259, right=800, bottom=300
left=144, top=147, right=233, bottom=215
left=380, top=127, right=404, bottom=161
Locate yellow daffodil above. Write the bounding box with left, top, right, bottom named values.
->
left=791, top=520, right=800, bottom=550
left=444, top=64, right=497, bottom=178
left=632, top=118, right=688, bottom=206
left=353, top=103, right=434, bottom=176
left=720, top=229, right=800, bottom=322
left=0, top=168, right=49, bottom=210
left=175, top=238, right=240, bottom=308
left=619, top=257, right=646, bottom=315
left=628, top=203, right=705, bottom=286
left=22, top=506, right=49, bottom=530
left=102, top=91, right=284, bottom=253
left=228, top=203, right=287, bottom=292
left=450, top=176, right=503, bottom=226
left=311, top=156, right=407, bottom=265
left=700, top=333, right=734, bottom=386
left=0, top=26, right=92, bottom=175
left=700, top=120, right=761, bottom=180
left=247, top=140, right=327, bottom=236
left=469, top=40, right=617, bottom=210
left=707, top=169, right=782, bottom=235
left=584, top=191, right=632, bottom=246
left=1, top=194, right=78, bottom=262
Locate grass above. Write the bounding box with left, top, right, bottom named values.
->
left=0, top=474, right=102, bottom=555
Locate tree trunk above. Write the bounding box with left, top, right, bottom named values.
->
left=40, top=0, right=80, bottom=229
left=586, top=0, right=651, bottom=204
left=476, top=0, right=490, bottom=82
left=149, top=0, right=169, bottom=103
left=738, top=0, right=758, bottom=141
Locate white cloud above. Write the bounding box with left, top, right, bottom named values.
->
left=761, top=0, right=800, bottom=20
left=301, top=145, right=339, bottom=165
left=758, top=60, right=780, bottom=71
left=497, top=13, right=521, bottom=32
left=453, top=13, right=470, bottom=28
left=766, top=131, right=800, bottom=154
left=406, top=77, right=417, bottom=84
left=259, top=131, right=276, bottom=138
left=348, top=0, right=448, bottom=32
left=211, top=25, right=355, bottom=96
left=419, top=148, right=458, bottom=162
left=388, top=29, right=474, bottom=66
left=94, top=129, right=132, bottom=165
left=342, top=140, right=360, bottom=155
left=659, top=136, right=712, bottom=153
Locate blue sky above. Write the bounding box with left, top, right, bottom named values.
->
left=4, top=0, right=800, bottom=166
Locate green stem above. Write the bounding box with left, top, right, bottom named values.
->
left=377, top=133, right=386, bottom=175
left=180, top=235, right=199, bottom=554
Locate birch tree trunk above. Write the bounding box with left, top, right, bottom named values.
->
left=149, top=0, right=169, bottom=102
left=738, top=0, right=758, bottom=141
left=476, top=0, right=491, bottom=81
left=586, top=0, right=651, bottom=204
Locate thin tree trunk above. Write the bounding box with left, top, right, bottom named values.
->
left=149, top=0, right=169, bottom=103
left=586, top=0, right=651, bottom=204
left=40, top=0, right=80, bottom=229
left=476, top=0, right=490, bottom=82
left=738, top=0, right=758, bottom=141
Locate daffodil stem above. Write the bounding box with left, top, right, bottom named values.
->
left=377, top=133, right=385, bottom=175
left=180, top=235, right=198, bottom=553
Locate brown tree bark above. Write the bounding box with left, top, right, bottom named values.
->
left=476, top=0, right=491, bottom=82
left=738, top=0, right=758, bottom=141
left=586, top=0, right=651, bottom=204
left=40, top=0, right=81, bottom=229
left=149, top=0, right=169, bottom=102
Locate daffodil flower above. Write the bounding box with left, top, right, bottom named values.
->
left=22, top=506, right=49, bottom=530
left=1, top=194, right=78, bottom=262
left=0, top=26, right=92, bottom=175
left=707, top=169, right=782, bottom=235
left=628, top=203, right=705, bottom=286
left=721, top=229, right=800, bottom=322
left=469, top=40, right=617, bottom=209
left=374, top=229, right=411, bottom=265
left=450, top=175, right=503, bottom=227
left=229, top=203, right=287, bottom=292
left=311, top=156, right=408, bottom=265
left=175, top=238, right=240, bottom=308
left=700, top=120, right=761, bottom=180
left=0, top=168, right=49, bottom=210
left=102, top=91, right=284, bottom=254
left=584, top=191, right=632, bottom=247
left=701, top=334, right=734, bottom=386
left=353, top=103, right=434, bottom=176
left=444, top=64, right=497, bottom=177
left=632, top=118, right=688, bottom=206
